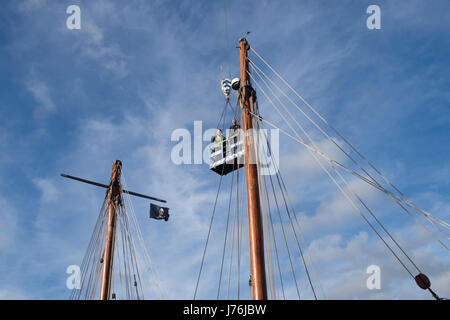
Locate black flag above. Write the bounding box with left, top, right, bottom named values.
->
left=150, top=203, right=169, bottom=221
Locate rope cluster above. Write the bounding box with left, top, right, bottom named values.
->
left=69, top=171, right=164, bottom=300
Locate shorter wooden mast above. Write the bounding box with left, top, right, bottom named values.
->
left=100, top=160, right=122, bottom=300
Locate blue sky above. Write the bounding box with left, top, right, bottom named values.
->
left=0, top=0, right=449, bottom=299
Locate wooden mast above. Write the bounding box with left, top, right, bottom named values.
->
left=61, top=160, right=167, bottom=300
left=100, top=160, right=122, bottom=300
left=239, top=38, right=268, bottom=300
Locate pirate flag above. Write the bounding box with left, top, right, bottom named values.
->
left=150, top=203, right=170, bottom=221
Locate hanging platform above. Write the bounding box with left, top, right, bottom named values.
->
left=209, top=133, right=244, bottom=176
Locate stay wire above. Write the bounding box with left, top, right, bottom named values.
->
left=254, top=106, right=317, bottom=299
left=254, top=116, right=280, bottom=299
left=249, top=72, right=417, bottom=280
left=264, top=154, right=302, bottom=299
left=249, top=66, right=448, bottom=256
left=249, top=59, right=450, bottom=244
left=71, top=199, right=107, bottom=299
left=260, top=122, right=327, bottom=299
left=217, top=163, right=236, bottom=299
left=82, top=204, right=108, bottom=299
left=122, top=172, right=164, bottom=299
left=237, top=163, right=246, bottom=299
left=226, top=167, right=240, bottom=299
left=193, top=156, right=227, bottom=299
left=258, top=151, right=285, bottom=299
left=250, top=66, right=443, bottom=275
left=248, top=107, right=450, bottom=250
left=249, top=49, right=449, bottom=234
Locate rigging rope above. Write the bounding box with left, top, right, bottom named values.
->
left=71, top=200, right=108, bottom=300
left=248, top=68, right=419, bottom=278
left=246, top=56, right=446, bottom=299
left=70, top=173, right=164, bottom=300
left=249, top=47, right=450, bottom=233
left=249, top=67, right=432, bottom=275
left=248, top=107, right=450, bottom=247
left=263, top=154, right=302, bottom=299
left=248, top=59, right=450, bottom=241
left=237, top=165, right=246, bottom=299
left=258, top=152, right=283, bottom=299
left=262, top=172, right=286, bottom=299
left=193, top=160, right=227, bottom=299
left=247, top=60, right=449, bottom=250
left=252, top=102, right=318, bottom=299
left=262, top=125, right=327, bottom=299
left=122, top=173, right=164, bottom=299
left=226, top=167, right=240, bottom=299
left=250, top=105, right=444, bottom=285
left=217, top=165, right=236, bottom=299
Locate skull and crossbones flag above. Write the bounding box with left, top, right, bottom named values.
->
left=150, top=203, right=170, bottom=221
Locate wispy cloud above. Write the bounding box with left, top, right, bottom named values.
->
left=33, top=178, right=59, bottom=203
left=25, top=70, right=55, bottom=112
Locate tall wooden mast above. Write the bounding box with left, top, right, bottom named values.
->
left=239, top=38, right=268, bottom=300
left=100, top=160, right=122, bottom=300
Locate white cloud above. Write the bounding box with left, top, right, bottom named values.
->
left=297, top=177, right=384, bottom=235
left=26, top=72, right=55, bottom=112
left=282, top=137, right=348, bottom=177
left=33, top=178, right=59, bottom=203
left=305, top=225, right=450, bottom=299
left=71, top=10, right=129, bottom=79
